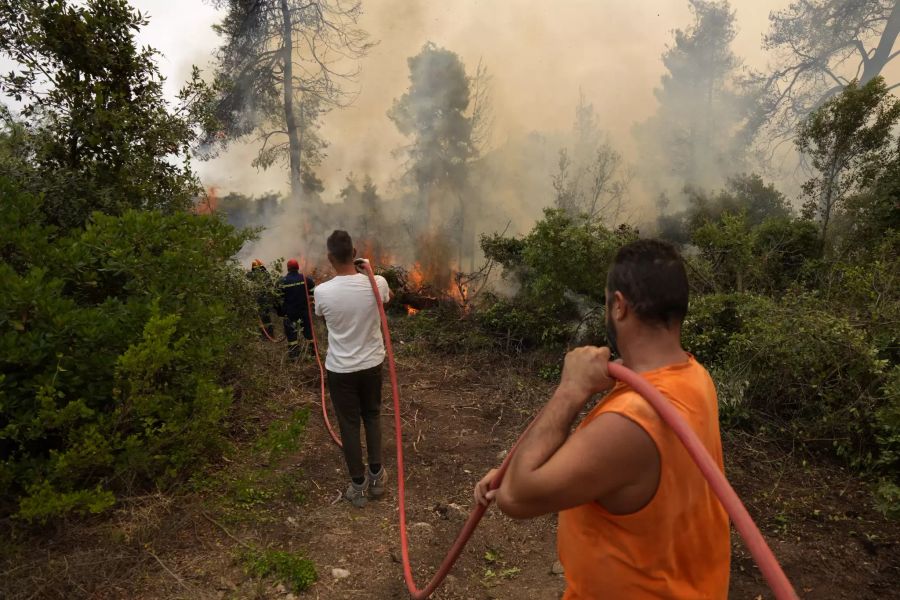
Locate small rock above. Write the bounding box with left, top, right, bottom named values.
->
left=411, top=521, right=433, bottom=533
left=446, top=503, right=468, bottom=520
left=551, top=560, right=565, bottom=575
left=496, top=449, right=508, bottom=461
left=218, top=576, right=238, bottom=591
left=447, top=502, right=466, bottom=514
left=332, top=567, right=351, bottom=580
left=274, top=583, right=287, bottom=594
left=286, top=516, right=298, bottom=527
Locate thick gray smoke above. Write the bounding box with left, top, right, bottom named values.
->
left=162, top=0, right=900, bottom=273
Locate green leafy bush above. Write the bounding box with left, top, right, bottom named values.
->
left=874, top=366, right=900, bottom=473
left=0, top=178, right=254, bottom=520
left=684, top=293, right=891, bottom=470
left=479, top=208, right=636, bottom=347
left=393, top=304, right=493, bottom=354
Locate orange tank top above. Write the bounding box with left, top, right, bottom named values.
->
left=556, top=355, right=730, bottom=599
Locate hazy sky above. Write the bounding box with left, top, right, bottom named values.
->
left=126, top=1, right=820, bottom=197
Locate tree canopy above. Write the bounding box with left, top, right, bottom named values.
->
left=0, top=0, right=210, bottom=228
left=206, top=0, right=373, bottom=202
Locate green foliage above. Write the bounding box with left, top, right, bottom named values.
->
left=16, top=482, right=116, bottom=523
left=393, top=306, right=493, bottom=354
left=0, top=0, right=211, bottom=229
left=657, top=173, right=793, bottom=246
left=0, top=179, right=254, bottom=520
left=706, top=366, right=750, bottom=428
left=874, top=366, right=900, bottom=473
left=480, top=208, right=636, bottom=347
left=684, top=293, right=892, bottom=470
left=837, top=156, right=900, bottom=258
left=476, top=294, right=569, bottom=348
left=229, top=475, right=277, bottom=512
left=690, top=211, right=821, bottom=294
left=692, top=211, right=755, bottom=292
left=874, top=479, right=900, bottom=520
left=796, top=76, right=900, bottom=241
left=751, top=217, right=820, bottom=292
left=242, top=548, right=317, bottom=593
left=254, top=409, right=309, bottom=462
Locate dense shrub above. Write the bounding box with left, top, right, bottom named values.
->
left=0, top=178, right=254, bottom=521
left=393, top=304, right=493, bottom=353
left=684, top=293, right=892, bottom=471
left=479, top=208, right=635, bottom=347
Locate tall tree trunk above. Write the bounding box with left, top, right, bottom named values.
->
left=280, top=0, right=303, bottom=201
left=821, top=159, right=839, bottom=243
left=862, top=3, right=900, bottom=83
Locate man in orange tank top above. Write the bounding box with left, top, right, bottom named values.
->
left=475, top=239, right=730, bottom=599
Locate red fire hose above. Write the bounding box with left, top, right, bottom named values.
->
left=257, top=317, right=285, bottom=343
left=305, top=294, right=342, bottom=446
left=310, top=260, right=798, bottom=600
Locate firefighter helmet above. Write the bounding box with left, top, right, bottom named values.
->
left=286, top=258, right=300, bottom=272
left=251, top=258, right=264, bottom=269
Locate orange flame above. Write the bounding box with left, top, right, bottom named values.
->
left=406, top=306, right=419, bottom=316
left=194, top=186, right=218, bottom=215
left=359, top=239, right=393, bottom=267
left=409, top=262, right=425, bottom=289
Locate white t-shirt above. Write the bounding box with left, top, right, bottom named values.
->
left=313, top=273, right=390, bottom=373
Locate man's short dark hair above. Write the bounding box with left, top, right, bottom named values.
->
left=327, top=230, right=354, bottom=264
left=607, top=239, right=688, bottom=328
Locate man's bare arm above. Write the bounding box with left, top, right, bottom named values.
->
left=495, top=412, right=658, bottom=518
left=488, top=347, right=658, bottom=518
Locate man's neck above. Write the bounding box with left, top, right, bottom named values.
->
left=333, top=263, right=357, bottom=276
left=619, top=327, right=687, bottom=373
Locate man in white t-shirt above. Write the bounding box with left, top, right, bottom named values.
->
left=313, top=230, right=391, bottom=508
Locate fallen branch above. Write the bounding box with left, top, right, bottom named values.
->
left=146, top=547, right=198, bottom=597
left=200, top=511, right=254, bottom=551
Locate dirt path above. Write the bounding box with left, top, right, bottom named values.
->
left=2, top=335, right=898, bottom=599
left=286, top=351, right=565, bottom=600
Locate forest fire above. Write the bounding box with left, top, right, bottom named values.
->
left=408, top=262, right=425, bottom=288
left=358, top=239, right=393, bottom=267
left=193, top=186, right=219, bottom=215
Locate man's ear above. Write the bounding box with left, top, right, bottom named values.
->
left=612, top=291, right=627, bottom=321
left=352, top=247, right=357, bottom=259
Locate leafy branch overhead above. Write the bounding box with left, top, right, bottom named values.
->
left=0, top=0, right=214, bottom=228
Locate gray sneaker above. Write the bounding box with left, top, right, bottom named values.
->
left=344, top=480, right=367, bottom=508
left=367, top=466, right=387, bottom=499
